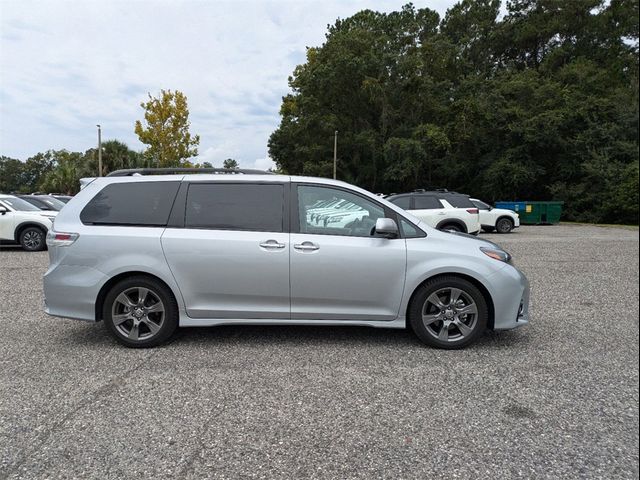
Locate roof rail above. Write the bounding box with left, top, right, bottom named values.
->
left=106, top=167, right=273, bottom=177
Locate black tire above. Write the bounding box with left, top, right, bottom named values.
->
left=439, top=223, right=463, bottom=233
left=19, top=226, right=46, bottom=251
left=496, top=217, right=514, bottom=234
left=103, top=276, right=178, bottom=348
left=408, top=276, right=488, bottom=349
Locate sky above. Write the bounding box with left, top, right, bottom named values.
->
left=0, top=0, right=458, bottom=170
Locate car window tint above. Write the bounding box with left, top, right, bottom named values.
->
left=389, top=196, right=411, bottom=209
left=186, top=183, right=283, bottom=232
left=298, top=185, right=385, bottom=237
left=80, top=181, right=180, bottom=226
left=472, top=199, right=491, bottom=210
left=414, top=196, right=443, bottom=210
left=1, top=197, right=41, bottom=211
left=400, top=219, right=424, bottom=238
left=446, top=195, right=475, bottom=208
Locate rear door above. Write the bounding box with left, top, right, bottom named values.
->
left=161, top=182, right=290, bottom=319
left=410, top=195, right=446, bottom=228
left=290, top=184, right=406, bottom=321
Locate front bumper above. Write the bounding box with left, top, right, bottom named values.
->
left=489, top=265, right=530, bottom=330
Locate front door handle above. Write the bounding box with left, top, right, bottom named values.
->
left=259, top=240, right=286, bottom=249
left=294, top=242, right=319, bottom=251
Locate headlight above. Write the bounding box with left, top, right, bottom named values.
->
left=480, top=246, right=512, bottom=263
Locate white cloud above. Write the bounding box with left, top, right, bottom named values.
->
left=0, top=0, right=457, bottom=164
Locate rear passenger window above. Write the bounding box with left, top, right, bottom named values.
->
left=446, top=195, right=475, bottom=208
left=414, top=196, right=443, bottom=210
left=80, top=182, right=180, bottom=226
left=185, top=183, right=283, bottom=232
left=389, top=196, right=411, bottom=209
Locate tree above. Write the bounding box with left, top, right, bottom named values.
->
left=268, top=1, right=639, bottom=224
left=0, top=156, right=24, bottom=192
left=134, top=89, right=200, bottom=167
left=223, top=158, right=239, bottom=169
left=84, top=140, right=144, bottom=176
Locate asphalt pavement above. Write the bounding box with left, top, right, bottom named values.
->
left=0, top=225, right=638, bottom=479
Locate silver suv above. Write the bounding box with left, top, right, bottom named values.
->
left=44, top=169, right=530, bottom=349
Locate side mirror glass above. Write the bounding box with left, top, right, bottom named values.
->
left=374, top=218, right=399, bottom=238
left=0, top=206, right=7, bottom=215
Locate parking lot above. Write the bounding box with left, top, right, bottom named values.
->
left=0, top=224, right=638, bottom=479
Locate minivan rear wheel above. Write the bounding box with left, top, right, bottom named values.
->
left=103, top=276, right=178, bottom=348
left=409, top=276, right=488, bottom=349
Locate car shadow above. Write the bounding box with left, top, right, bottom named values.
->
left=63, top=321, right=527, bottom=351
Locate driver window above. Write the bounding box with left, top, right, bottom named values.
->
left=298, top=185, right=385, bottom=237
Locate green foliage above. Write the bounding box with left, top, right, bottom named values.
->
left=1, top=141, right=145, bottom=195
left=269, top=0, right=639, bottom=224
left=134, top=89, right=200, bottom=167
left=223, top=158, right=239, bottom=169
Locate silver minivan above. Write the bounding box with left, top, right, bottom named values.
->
left=44, top=169, right=529, bottom=348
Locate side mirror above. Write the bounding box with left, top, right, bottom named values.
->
left=374, top=218, right=399, bottom=238
left=0, top=206, right=7, bottom=215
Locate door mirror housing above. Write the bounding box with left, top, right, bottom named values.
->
left=0, top=205, right=7, bottom=215
left=374, top=218, right=399, bottom=238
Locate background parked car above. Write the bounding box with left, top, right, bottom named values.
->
left=470, top=198, right=520, bottom=234
left=386, top=190, right=480, bottom=234
left=18, top=194, right=67, bottom=211
left=0, top=194, right=54, bottom=251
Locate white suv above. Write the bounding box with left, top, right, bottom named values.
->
left=386, top=191, right=481, bottom=234
left=0, top=194, right=56, bottom=251
left=470, top=199, right=520, bottom=234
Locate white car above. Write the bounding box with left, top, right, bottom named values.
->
left=0, top=194, right=56, bottom=251
left=470, top=198, right=520, bottom=234
left=386, top=191, right=481, bottom=234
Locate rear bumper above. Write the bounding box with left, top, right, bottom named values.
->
left=43, top=264, right=107, bottom=321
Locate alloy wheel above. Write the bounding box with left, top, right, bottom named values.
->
left=111, top=287, right=165, bottom=341
left=421, top=287, right=478, bottom=342
left=23, top=230, right=43, bottom=250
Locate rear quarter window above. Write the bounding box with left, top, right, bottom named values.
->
left=80, top=181, right=180, bottom=226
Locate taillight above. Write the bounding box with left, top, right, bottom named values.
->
left=46, top=231, right=79, bottom=247
left=466, top=208, right=479, bottom=214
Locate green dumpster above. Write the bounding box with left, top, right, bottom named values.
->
left=495, top=201, right=564, bottom=224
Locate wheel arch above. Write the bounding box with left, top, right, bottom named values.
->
left=435, top=218, right=468, bottom=233
left=95, top=271, right=179, bottom=322
left=14, top=221, right=48, bottom=243
left=496, top=215, right=515, bottom=226
left=406, top=272, right=495, bottom=330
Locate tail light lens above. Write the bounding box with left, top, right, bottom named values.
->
left=466, top=208, right=479, bottom=214
left=46, top=231, right=79, bottom=247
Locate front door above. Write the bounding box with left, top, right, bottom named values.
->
left=161, top=182, right=290, bottom=319
left=290, top=184, right=406, bottom=321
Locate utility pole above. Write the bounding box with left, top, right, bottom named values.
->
left=333, top=130, right=338, bottom=180
left=96, top=124, right=102, bottom=176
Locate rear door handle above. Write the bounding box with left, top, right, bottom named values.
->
left=259, top=240, right=286, bottom=249
left=294, top=242, right=319, bottom=251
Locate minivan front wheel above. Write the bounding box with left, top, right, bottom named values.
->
left=103, top=276, right=178, bottom=348
left=409, top=276, right=488, bottom=349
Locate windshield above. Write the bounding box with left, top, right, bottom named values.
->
left=36, top=196, right=66, bottom=210
left=1, top=197, right=41, bottom=211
